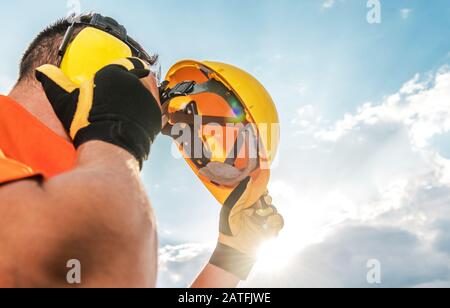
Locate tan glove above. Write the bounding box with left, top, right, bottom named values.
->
left=210, top=177, right=284, bottom=280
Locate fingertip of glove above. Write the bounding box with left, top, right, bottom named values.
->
left=35, top=64, right=52, bottom=81
left=106, top=58, right=151, bottom=78
left=130, top=68, right=151, bottom=79
left=34, top=65, right=78, bottom=94
left=35, top=64, right=60, bottom=75
left=35, top=64, right=52, bottom=71
left=127, top=57, right=150, bottom=70
left=267, top=213, right=285, bottom=231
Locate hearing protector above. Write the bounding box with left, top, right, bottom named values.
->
left=58, top=14, right=156, bottom=86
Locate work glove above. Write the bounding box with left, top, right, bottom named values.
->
left=35, top=57, right=162, bottom=167
left=209, top=177, right=284, bottom=280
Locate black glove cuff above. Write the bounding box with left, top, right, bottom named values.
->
left=209, top=243, right=257, bottom=281
left=73, top=120, right=155, bottom=168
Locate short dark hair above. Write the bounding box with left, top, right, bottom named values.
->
left=19, top=14, right=157, bottom=81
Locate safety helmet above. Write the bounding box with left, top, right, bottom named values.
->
left=160, top=60, right=280, bottom=206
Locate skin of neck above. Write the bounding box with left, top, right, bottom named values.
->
left=8, top=79, right=70, bottom=141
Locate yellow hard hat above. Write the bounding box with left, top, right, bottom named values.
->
left=160, top=60, right=280, bottom=206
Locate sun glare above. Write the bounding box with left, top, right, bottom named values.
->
left=254, top=238, right=297, bottom=273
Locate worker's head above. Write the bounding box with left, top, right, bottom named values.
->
left=18, top=13, right=158, bottom=84
left=10, top=13, right=160, bottom=140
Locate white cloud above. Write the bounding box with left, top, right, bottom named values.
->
left=158, top=243, right=213, bottom=288
left=292, top=105, right=324, bottom=135
left=160, top=65, right=450, bottom=288
left=246, top=223, right=450, bottom=288
left=400, top=8, right=413, bottom=20
left=315, top=68, right=450, bottom=154
left=243, top=170, right=450, bottom=287
left=322, top=0, right=335, bottom=10
left=160, top=244, right=211, bottom=264
left=321, top=0, right=345, bottom=10
left=0, top=75, right=14, bottom=94
left=273, top=54, right=283, bottom=61
left=243, top=65, right=450, bottom=287
left=400, top=73, right=427, bottom=94
left=295, top=83, right=307, bottom=95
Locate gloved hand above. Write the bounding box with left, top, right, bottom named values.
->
left=35, top=57, right=162, bottom=167
left=209, top=178, right=284, bottom=280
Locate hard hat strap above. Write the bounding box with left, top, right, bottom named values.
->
left=160, top=79, right=247, bottom=128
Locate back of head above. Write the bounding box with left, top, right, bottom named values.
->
left=18, top=13, right=156, bottom=83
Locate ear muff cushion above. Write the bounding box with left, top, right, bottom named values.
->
left=60, top=27, right=133, bottom=86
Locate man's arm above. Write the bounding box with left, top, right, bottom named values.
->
left=191, top=264, right=240, bottom=289
left=190, top=190, right=284, bottom=288
left=0, top=141, right=157, bottom=287
left=1, top=56, right=162, bottom=287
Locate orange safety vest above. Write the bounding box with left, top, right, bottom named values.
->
left=0, top=95, right=77, bottom=185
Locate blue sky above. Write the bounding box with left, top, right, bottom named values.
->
left=2, top=0, right=450, bottom=288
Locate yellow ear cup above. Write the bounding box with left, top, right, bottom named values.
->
left=60, top=27, right=133, bottom=86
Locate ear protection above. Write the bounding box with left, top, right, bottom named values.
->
left=57, top=14, right=152, bottom=86
left=60, top=27, right=133, bottom=86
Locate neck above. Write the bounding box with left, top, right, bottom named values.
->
left=8, top=80, right=70, bottom=141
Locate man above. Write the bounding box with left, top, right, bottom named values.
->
left=0, top=14, right=281, bottom=288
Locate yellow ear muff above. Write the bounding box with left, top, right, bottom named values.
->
left=60, top=27, right=133, bottom=86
